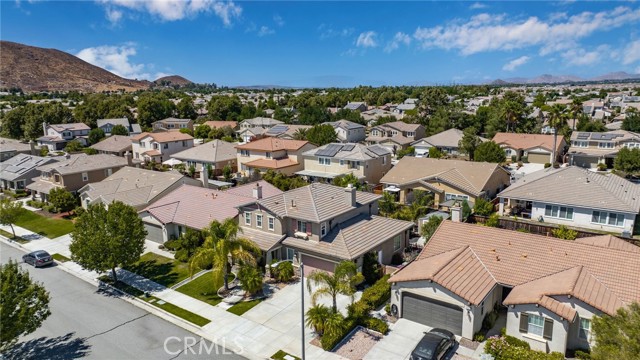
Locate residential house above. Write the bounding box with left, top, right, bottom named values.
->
left=0, top=138, right=36, bottom=161
left=361, top=109, right=399, bottom=125
left=97, top=118, right=142, bottom=136
left=296, top=143, right=392, bottom=184
left=171, top=139, right=237, bottom=175
left=392, top=103, right=416, bottom=117
left=139, top=182, right=282, bottom=243
left=264, top=124, right=312, bottom=140
left=131, top=132, right=194, bottom=164
left=237, top=183, right=414, bottom=271
left=380, top=157, right=511, bottom=207
left=201, top=120, right=239, bottom=131
left=0, top=154, right=55, bottom=191
left=90, top=135, right=133, bottom=157
left=367, top=121, right=426, bottom=154
left=79, top=166, right=201, bottom=210
left=37, top=123, right=91, bottom=151
left=567, top=130, right=640, bottom=169
left=492, top=133, right=566, bottom=164
left=411, top=128, right=487, bottom=157
left=327, top=120, right=366, bottom=143
left=498, top=166, right=639, bottom=236
left=237, top=117, right=284, bottom=142
left=343, top=102, right=367, bottom=112
left=27, top=154, right=128, bottom=201
left=152, top=118, right=194, bottom=132
left=582, top=100, right=604, bottom=118
left=389, top=221, right=640, bottom=354
left=236, top=138, right=316, bottom=176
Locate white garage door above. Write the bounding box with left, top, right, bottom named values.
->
left=301, top=255, right=336, bottom=276
left=144, top=222, right=164, bottom=243
left=527, top=152, right=550, bottom=164
left=402, top=292, right=463, bottom=335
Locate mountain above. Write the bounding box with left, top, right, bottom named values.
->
left=590, top=71, right=640, bottom=81
left=0, top=41, right=151, bottom=92
left=489, top=71, right=640, bottom=85
left=154, top=75, right=193, bottom=87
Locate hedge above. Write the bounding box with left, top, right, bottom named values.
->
left=360, top=274, right=391, bottom=309
left=485, top=336, right=563, bottom=360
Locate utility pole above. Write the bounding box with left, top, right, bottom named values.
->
left=300, top=262, right=305, bottom=360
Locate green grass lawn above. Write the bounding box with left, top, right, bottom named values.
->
left=0, top=229, right=29, bottom=243
left=124, top=252, right=191, bottom=288
left=176, top=272, right=223, bottom=306
left=13, top=209, right=74, bottom=238
left=144, top=296, right=211, bottom=327
left=51, top=253, right=70, bottom=262
left=271, top=350, right=301, bottom=360
left=227, top=299, right=263, bottom=316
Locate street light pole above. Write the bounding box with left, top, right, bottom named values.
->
left=300, top=261, right=305, bottom=360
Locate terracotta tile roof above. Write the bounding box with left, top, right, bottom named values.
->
left=389, top=221, right=640, bottom=316
left=132, top=132, right=194, bottom=143
left=202, top=121, right=238, bottom=129
left=574, top=235, right=640, bottom=253
left=90, top=135, right=132, bottom=153
left=143, top=149, right=161, bottom=156
left=244, top=158, right=299, bottom=169
left=36, top=153, right=127, bottom=175
left=235, top=137, right=309, bottom=151
left=239, top=227, right=285, bottom=251
left=492, top=132, right=564, bottom=153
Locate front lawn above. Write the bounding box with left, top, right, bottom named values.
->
left=0, top=229, right=29, bottom=243
left=272, top=350, right=301, bottom=360
left=227, top=299, right=263, bottom=316
left=144, top=296, right=211, bottom=326
left=176, top=272, right=222, bottom=306
left=124, top=252, right=191, bottom=288
left=14, top=209, right=74, bottom=238
left=51, top=253, right=70, bottom=262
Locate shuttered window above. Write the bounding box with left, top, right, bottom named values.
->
left=520, top=313, right=553, bottom=340
left=528, top=314, right=544, bottom=337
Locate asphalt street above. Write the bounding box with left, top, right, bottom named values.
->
left=1, top=243, right=247, bottom=360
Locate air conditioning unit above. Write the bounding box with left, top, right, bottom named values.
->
left=294, top=231, right=309, bottom=240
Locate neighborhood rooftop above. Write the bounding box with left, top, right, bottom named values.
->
left=235, top=137, right=309, bottom=151
left=171, top=139, right=236, bottom=163
left=493, top=132, right=564, bottom=153
left=36, top=153, right=127, bottom=174
left=303, top=143, right=390, bottom=160
left=131, top=131, right=194, bottom=142
left=90, top=135, right=133, bottom=153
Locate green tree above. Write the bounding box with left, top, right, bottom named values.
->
left=88, top=128, right=106, bottom=145
left=474, top=197, right=495, bottom=216
left=485, top=213, right=500, bottom=227
left=178, top=228, right=204, bottom=258
left=420, top=216, right=443, bottom=244
left=70, top=201, right=147, bottom=282
left=305, top=304, right=332, bottom=335
left=64, top=140, right=84, bottom=153
left=189, top=218, right=260, bottom=291
left=397, top=146, right=414, bottom=159
left=474, top=141, right=506, bottom=163
left=0, top=199, right=23, bottom=238
left=458, top=127, right=482, bottom=160
left=614, top=148, right=640, bottom=175
left=237, top=265, right=263, bottom=295
left=622, top=111, right=640, bottom=132
left=110, top=124, right=129, bottom=136
left=222, top=164, right=233, bottom=182
left=0, top=261, right=51, bottom=351
left=323, top=311, right=346, bottom=337
left=547, top=104, right=567, bottom=163
left=332, top=173, right=362, bottom=190
left=48, top=187, right=77, bottom=215
left=552, top=225, right=578, bottom=240
left=137, top=93, right=176, bottom=129
left=176, top=97, right=197, bottom=120
left=591, top=302, right=640, bottom=360
left=305, top=124, right=337, bottom=146
left=195, top=124, right=211, bottom=139
left=273, top=260, right=294, bottom=282
left=306, top=260, right=364, bottom=312
left=179, top=128, right=194, bottom=136
left=428, top=147, right=444, bottom=159
left=207, top=96, right=242, bottom=121
left=378, top=191, right=398, bottom=215
left=292, top=128, right=308, bottom=140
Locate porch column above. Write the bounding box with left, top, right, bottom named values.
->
left=498, top=198, right=505, bottom=215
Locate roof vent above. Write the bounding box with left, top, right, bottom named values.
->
left=291, top=199, right=296, bottom=207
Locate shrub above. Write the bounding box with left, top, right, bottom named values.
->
left=360, top=275, right=391, bottom=309
left=174, top=249, right=190, bottom=262
left=521, top=156, right=529, bottom=163
left=384, top=303, right=391, bottom=315
left=511, top=155, right=517, bottom=162
left=574, top=349, right=591, bottom=359
left=544, top=162, right=552, bottom=168
left=362, top=252, right=383, bottom=285
left=42, top=204, right=57, bottom=213
left=485, top=213, right=500, bottom=227
left=500, top=327, right=506, bottom=336
left=552, top=225, right=578, bottom=240
left=473, top=332, right=486, bottom=342
left=482, top=309, right=499, bottom=330
left=347, top=301, right=371, bottom=320
left=516, top=228, right=530, bottom=233
left=596, top=163, right=607, bottom=171
left=474, top=197, right=495, bottom=216
left=362, top=317, right=388, bottom=334
left=320, top=317, right=357, bottom=350
left=274, top=261, right=294, bottom=282
left=391, top=252, right=403, bottom=265
left=163, top=239, right=181, bottom=251
left=504, top=335, right=530, bottom=349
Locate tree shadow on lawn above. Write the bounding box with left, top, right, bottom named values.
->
left=124, top=260, right=180, bottom=288
left=4, top=332, right=91, bottom=360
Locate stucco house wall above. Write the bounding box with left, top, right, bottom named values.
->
left=506, top=304, right=569, bottom=354
left=528, top=201, right=635, bottom=234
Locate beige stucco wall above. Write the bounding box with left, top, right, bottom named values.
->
left=57, top=166, right=126, bottom=193
left=506, top=304, right=569, bottom=354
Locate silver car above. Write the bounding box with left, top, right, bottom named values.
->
left=22, top=250, right=53, bottom=268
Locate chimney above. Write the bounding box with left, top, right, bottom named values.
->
left=253, top=182, right=263, bottom=199
left=124, top=151, right=133, bottom=167
left=200, top=164, right=209, bottom=189
left=344, top=183, right=356, bottom=207
left=451, top=206, right=462, bottom=222
left=29, top=140, right=36, bottom=156
left=42, top=122, right=48, bottom=136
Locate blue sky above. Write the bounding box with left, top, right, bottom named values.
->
left=2, top=1, right=640, bottom=87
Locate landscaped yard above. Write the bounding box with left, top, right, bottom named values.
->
left=144, top=296, right=211, bottom=327
left=52, top=253, right=70, bottom=262
left=271, top=350, right=301, bottom=360
left=227, top=299, right=263, bottom=316
left=0, top=229, right=29, bottom=243
left=176, top=272, right=223, bottom=306
left=14, top=209, right=74, bottom=238
left=124, top=252, right=191, bottom=288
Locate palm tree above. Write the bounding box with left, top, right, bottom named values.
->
left=306, top=261, right=364, bottom=312
left=569, top=98, right=583, bottom=130
left=293, top=128, right=308, bottom=140
left=323, top=311, right=346, bottom=337
left=548, top=104, right=568, bottom=165
left=189, top=218, right=261, bottom=291
left=238, top=264, right=264, bottom=295
left=305, top=304, right=332, bottom=335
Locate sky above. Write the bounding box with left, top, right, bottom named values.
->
left=2, top=1, right=640, bottom=87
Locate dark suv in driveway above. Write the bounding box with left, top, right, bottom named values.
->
left=410, top=328, right=457, bottom=360
left=22, top=250, right=53, bottom=268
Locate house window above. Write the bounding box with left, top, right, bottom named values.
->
left=393, top=234, right=402, bottom=251
left=153, top=143, right=159, bottom=150
left=579, top=318, right=591, bottom=340
left=256, top=214, right=263, bottom=228
left=163, top=143, right=169, bottom=149
left=527, top=314, right=545, bottom=337
left=544, top=205, right=574, bottom=220
left=574, top=141, right=588, bottom=148
left=407, top=131, right=415, bottom=137
left=82, top=172, right=88, bottom=182
left=140, top=142, right=146, bottom=148
left=244, top=212, right=251, bottom=225
left=591, top=211, right=607, bottom=224
left=608, top=213, right=624, bottom=227
left=286, top=248, right=295, bottom=260
left=318, top=157, right=331, bottom=165
left=268, top=217, right=275, bottom=231
left=180, top=124, right=187, bottom=128
left=104, top=168, right=112, bottom=177
left=241, top=149, right=250, bottom=157
left=182, top=141, right=187, bottom=147
left=321, top=222, right=327, bottom=237
left=505, top=149, right=512, bottom=156
left=382, top=156, right=386, bottom=165
left=296, top=220, right=308, bottom=233
left=349, top=161, right=360, bottom=169
left=445, top=193, right=469, bottom=201
left=372, top=130, right=379, bottom=137
left=598, top=142, right=614, bottom=149
left=266, top=152, right=272, bottom=159
left=480, top=301, right=485, bottom=316
left=339, top=159, right=345, bottom=166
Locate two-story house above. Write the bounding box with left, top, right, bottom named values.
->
left=37, top=123, right=91, bottom=151
left=492, top=132, right=566, bottom=164
left=0, top=154, right=55, bottom=191
left=366, top=121, right=426, bottom=154
left=327, top=120, right=366, bottom=143
left=237, top=117, right=284, bottom=143
left=90, top=135, right=133, bottom=157
left=237, top=183, right=414, bottom=273
left=151, top=118, right=194, bottom=132
left=26, top=153, right=128, bottom=202
left=131, top=132, right=194, bottom=164
left=235, top=138, right=316, bottom=176
left=296, top=143, right=392, bottom=184
left=97, top=118, right=142, bottom=136
left=411, top=128, right=487, bottom=157
left=568, top=130, right=640, bottom=169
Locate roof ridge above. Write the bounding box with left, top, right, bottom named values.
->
left=467, top=246, right=498, bottom=284
left=308, top=186, right=320, bottom=222
left=431, top=246, right=469, bottom=276
left=577, top=267, right=626, bottom=308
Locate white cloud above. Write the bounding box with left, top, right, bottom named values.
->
left=98, top=0, right=242, bottom=26
left=561, top=46, right=607, bottom=66
left=356, top=31, right=378, bottom=48
left=413, top=7, right=640, bottom=56
left=502, top=55, right=530, bottom=71
left=273, top=14, right=284, bottom=27
left=257, top=26, right=274, bottom=37
left=622, top=40, right=640, bottom=65
left=105, top=7, right=123, bottom=25
left=76, top=43, right=154, bottom=80
left=384, top=32, right=411, bottom=53
left=635, top=66, right=640, bottom=74
left=318, top=24, right=354, bottom=39
left=469, top=2, right=487, bottom=10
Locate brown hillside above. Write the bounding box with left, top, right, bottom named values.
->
left=0, top=41, right=151, bottom=93
left=154, top=75, right=193, bottom=86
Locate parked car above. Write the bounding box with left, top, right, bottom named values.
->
left=22, top=250, right=53, bottom=268
left=410, top=328, right=456, bottom=360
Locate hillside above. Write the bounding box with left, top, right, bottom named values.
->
left=154, top=75, right=193, bottom=87
left=0, top=41, right=151, bottom=92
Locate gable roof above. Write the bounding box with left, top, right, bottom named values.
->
left=574, top=234, right=640, bottom=253
left=390, top=221, right=640, bottom=317
left=154, top=117, right=192, bottom=124
left=0, top=154, right=53, bottom=181
left=240, top=117, right=283, bottom=127
left=303, top=143, right=390, bottom=161
left=36, top=153, right=127, bottom=175
left=498, top=166, right=640, bottom=213
left=380, top=157, right=508, bottom=196
left=97, top=118, right=130, bottom=128
left=379, top=121, right=421, bottom=132
left=48, top=123, right=90, bottom=132
left=131, top=132, right=194, bottom=143
left=171, top=140, right=236, bottom=163
left=235, top=137, right=310, bottom=152
left=328, top=120, right=365, bottom=130
left=492, top=132, right=564, bottom=153
left=416, top=128, right=487, bottom=148
left=256, top=183, right=380, bottom=222
left=90, top=135, right=133, bottom=153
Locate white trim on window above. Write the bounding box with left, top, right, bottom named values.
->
left=544, top=205, right=574, bottom=220
left=318, top=157, right=331, bottom=165
left=321, top=222, right=327, bottom=237
left=527, top=314, right=544, bottom=337
left=393, top=234, right=402, bottom=251
left=592, top=210, right=624, bottom=227
left=579, top=318, right=591, bottom=340
left=268, top=217, right=275, bottom=231
left=82, top=172, right=89, bottom=182
left=256, top=214, right=263, bottom=228
left=244, top=212, right=251, bottom=225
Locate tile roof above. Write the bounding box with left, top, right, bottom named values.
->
left=48, top=123, right=90, bottom=132
left=240, top=117, right=284, bottom=127
left=0, top=137, right=32, bottom=153
left=171, top=140, right=236, bottom=163
left=390, top=221, right=640, bottom=316
left=498, top=166, right=640, bottom=213
left=282, top=214, right=413, bottom=260
left=379, top=121, right=421, bottom=132
left=97, top=118, right=130, bottom=128
left=131, top=132, right=194, bottom=143
left=380, top=157, right=508, bottom=196
left=257, top=183, right=380, bottom=222
left=492, top=132, right=564, bottom=153
left=202, top=120, right=238, bottom=129
left=36, top=153, right=127, bottom=175
left=240, top=227, right=286, bottom=251
left=154, top=117, right=192, bottom=124
left=90, top=135, right=133, bottom=153
left=235, top=137, right=310, bottom=151
left=0, top=154, right=53, bottom=181
left=329, top=120, right=365, bottom=130
left=416, top=128, right=487, bottom=148
left=573, top=234, right=640, bottom=253
left=244, top=158, right=299, bottom=169
left=366, top=135, right=414, bottom=146
left=303, top=143, right=390, bottom=161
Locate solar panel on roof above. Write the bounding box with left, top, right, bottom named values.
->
left=577, top=133, right=590, bottom=139
left=368, top=146, right=389, bottom=156
left=316, top=144, right=343, bottom=157
left=342, top=144, right=355, bottom=151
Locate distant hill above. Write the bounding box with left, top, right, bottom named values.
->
left=0, top=41, right=151, bottom=92
left=490, top=71, right=640, bottom=85
left=154, top=75, right=193, bottom=87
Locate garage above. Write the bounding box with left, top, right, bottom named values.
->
left=401, top=292, right=463, bottom=335
left=572, top=155, right=598, bottom=169
left=143, top=222, right=164, bottom=243
left=527, top=152, right=551, bottom=164
left=301, top=255, right=336, bottom=276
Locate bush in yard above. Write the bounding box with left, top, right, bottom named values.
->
left=273, top=261, right=294, bottom=283
left=362, top=317, right=388, bottom=334
left=597, top=163, right=607, bottom=171
left=391, top=252, right=403, bottom=265
left=552, top=225, right=578, bottom=240
left=347, top=300, right=371, bottom=320
left=474, top=197, right=495, bottom=216
left=485, top=213, right=501, bottom=227
left=238, top=265, right=263, bottom=296
left=503, top=335, right=530, bottom=349
left=544, top=162, right=551, bottom=168
left=360, top=275, right=391, bottom=309
left=574, top=350, right=591, bottom=359
left=362, top=252, right=383, bottom=285
left=163, top=239, right=181, bottom=251
left=49, top=187, right=77, bottom=215
left=174, top=248, right=190, bottom=262
left=320, top=316, right=357, bottom=351
left=473, top=332, right=486, bottom=342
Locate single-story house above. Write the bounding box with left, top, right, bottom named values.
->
left=492, top=133, right=566, bottom=164
left=411, top=128, right=487, bottom=157
left=90, top=135, right=133, bottom=157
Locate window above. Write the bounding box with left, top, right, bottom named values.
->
left=286, top=248, right=295, bottom=260
left=527, top=314, right=545, bottom=337
left=182, top=141, right=187, bottom=147
left=266, top=152, right=272, bottom=159
left=104, top=168, right=112, bottom=177
left=505, top=149, right=512, bottom=156
left=480, top=301, right=485, bottom=316
left=372, top=130, right=379, bottom=137
left=296, top=220, right=308, bottom=233
left=240, top=149, right=250, bottom=157
left=153, top=143, right=159, bottom=150
left=140, top=142, right=146, bottom=148
left=244, top=212, right=251, bottom=225
left=574, top=141, right=588, bottom=148
left=407, top=131, right=415, bottom=137
left=382, top=156, right=386, bottom=165
left=608, top=213, right=624, bottom=227
left=340, top=159, right=345, bottom=166
left=579, top=318, right=591, bottom=340
left=544, top=205, right=573, bottom=220
left=445, top=193, right=469, bottom=201
left=268, top=217, right=275, bottom=231
left=163, top=143, right=169, bottom=149
left=82, top=172, right=88, bottom=182
left=393, top=235, right=402, bottom=251
left=598, top=142, right=614, bottom=149
left=321, top=222, right=327, bottom=237
left=256, top=214, right=263, bottom=228
left=593, top=211, right=624, bottom=227
left=318, top=157, right=331, bottom=165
